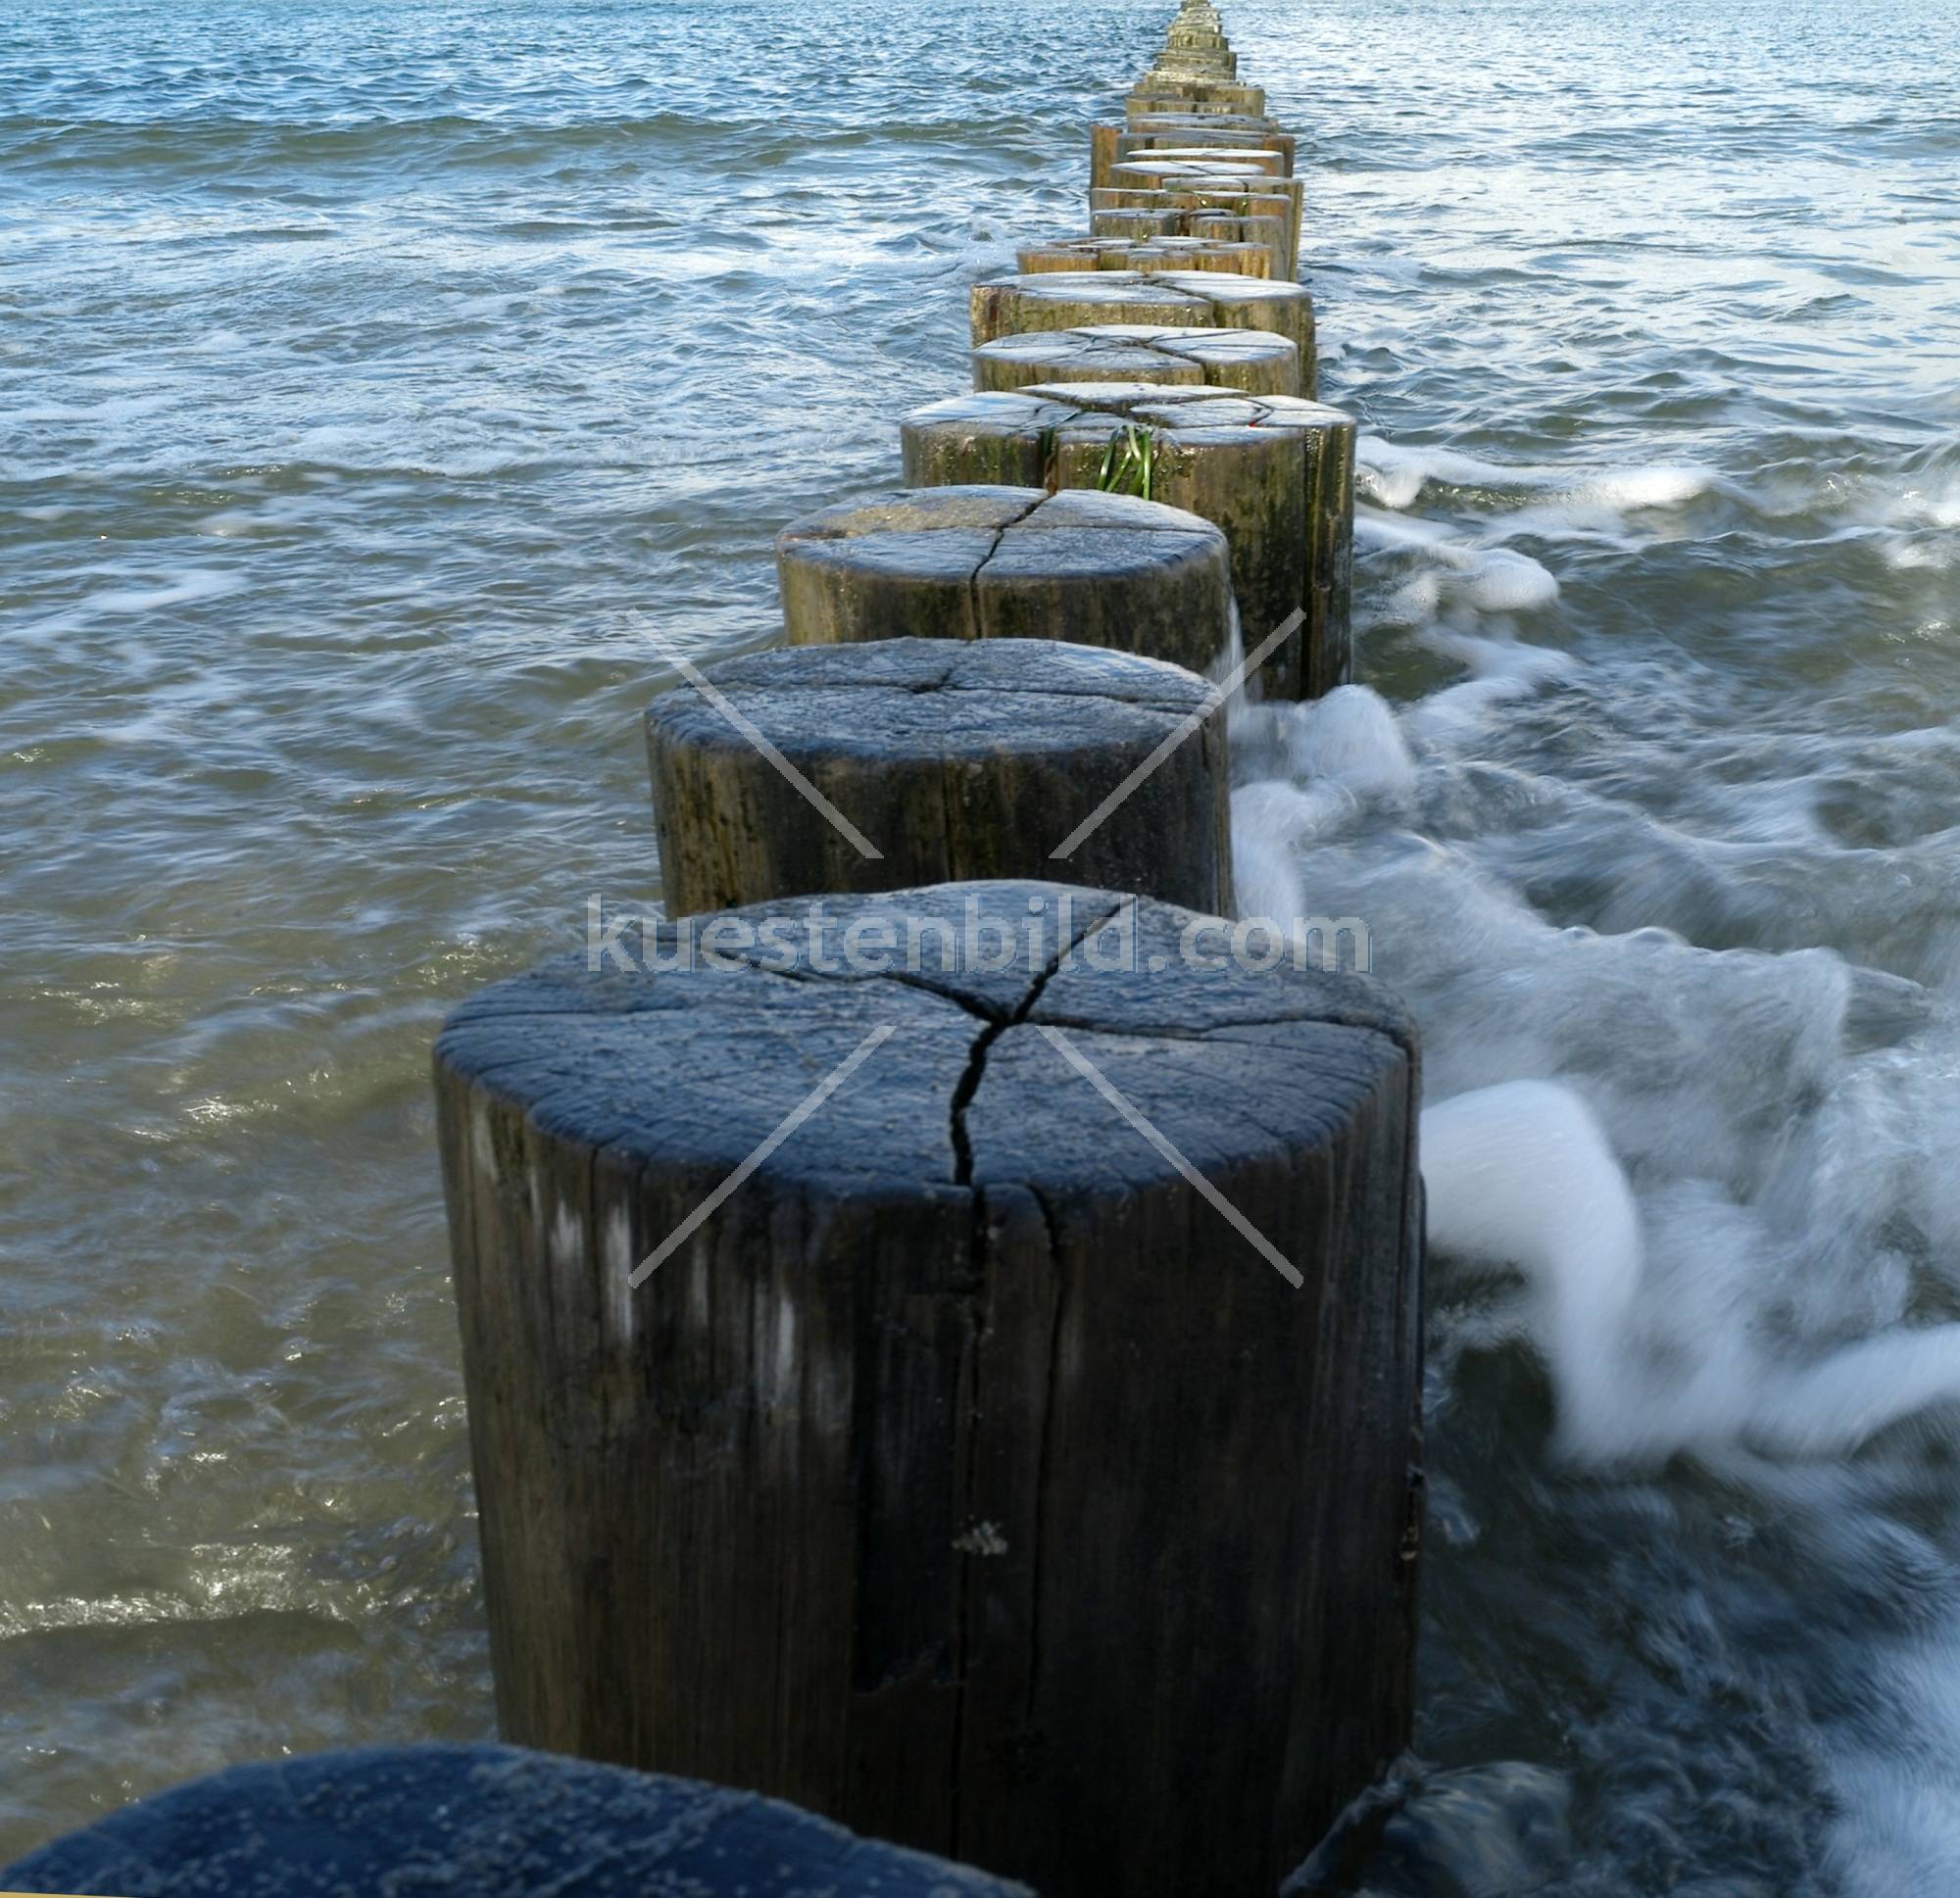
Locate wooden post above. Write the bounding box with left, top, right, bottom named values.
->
left=972, top=322, right=1298, bottom=398
left=434, top=878, right=1423, bottom=1898
left=1015, top=235, right=1272, bottom=277
left=645, top=638, right=1234, bottom=915
left=1123, top=121, right=1298, bottom=171
left=1111, top=152, right=1286, bottom=184
left=1091, top=120, right=1297, bottom=194
left=1089, top=184, right=1297, bottom=276
left=2, top=1746, right=1035, bottom=1898
left=1090, top=204, right=1291, bottom=269
left=903, top=383, right=1356, bottom=698
left=970, top=269, right=1314, bottom=386
left=1128, top=81, right=1267, bottom=116
left=1090, top=121, right=1122, bottom=194
left=1102, top=165, right=1304, bottom=274
left=1150, top=49, right=1238, bottom=78
left=775, top=485, right=1239, bottom=673
left=1133, top=144, right=1290, bottom=175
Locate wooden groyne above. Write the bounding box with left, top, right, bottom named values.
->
left=433, top=3, right=1419, bottom=1893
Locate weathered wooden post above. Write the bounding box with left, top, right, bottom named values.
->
left=420, top=18, right=1428, bottom=1898
left=645, top=638, right=1233, bottom=915
left=1112, top=150, right=1288, bottom=182
left=974, top=321, right=1298, bottom=397
left=775, top=485, right=1239, bottom=672
left=1134, top=143, right=1290, bottom=175
left=1152, top=47, right=1238, bottom=78
left=903, top=383, right=1356, bottom=698
left=1015, top=235, right=1273, bottom=277
left=4, top=1746, right=1036, bottom=1898
left=1128, top=80, right=1266, bottom=117
left=1089, top=183, right=1297, bottom=276
left=1100, top=167, right=1303, bottom=276
left=1096, top=117, right=1301, bottom=195
left=969, top=269, right=1314, bottom=377
left=1119, top=121, right=1298, bottom=174
left=434, top=878, right=1423, bottom=1898
left=1090, top=203, right=1292, bottom=269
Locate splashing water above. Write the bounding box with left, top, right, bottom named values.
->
left=4, top=0, right=1960, bottom=1888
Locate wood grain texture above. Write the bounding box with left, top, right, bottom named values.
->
left=434, top=880, right=1423, bottom=1898
left=1093, top=172, right=1303, bottom=278
left=1, top=1745, right=1035, bottom=1898
left=1092, top=118, right=1297, bottom=193
left=774, top=485, right=1237, bottom=672
left=644, top=637, right=1234, bottom=916
left=902, top=383, right=1356, bottom=698
left=1015, top=235, right=1273, bottom=277
left=1091, top=203, right=1293, bottom=271
left=971, top=271, right=1313, bottom=376
left=972, top=322, right=1299, bottom=398
left=1128, top=80, right=1267, bottom=117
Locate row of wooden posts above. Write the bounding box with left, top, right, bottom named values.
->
left=434, top=5, right=1422, bottom=1894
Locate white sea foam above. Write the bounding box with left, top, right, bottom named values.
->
left=1420, top=1072, right=1960, bottom=1470
left=1354, top=501, right=1562, bottom=629
left=1288, top=684, right=1420, bottom=797
left=1231, top=824, right=1304, bottom=929
left=1356, top=436, right=1715, bottom=515
left=1421, top=1081, right=1643, bottom=1463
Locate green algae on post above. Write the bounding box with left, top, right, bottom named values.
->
left=902, top=382, right=1356, bottom=698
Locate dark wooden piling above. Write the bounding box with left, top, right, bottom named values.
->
left=903, top=382, right=1356, bottom=698
left=1097, top=115, right=1302, bottom=196
left=434, top=878, right=1423, bottom=1898
left=1120, top=120, right=1298, bottom=173
left=1128, top=80, right=1267, bottom=117
left=428, top=15, right=1428, bottom=1898
left=645, top=638, right=1233, bottom=915
left=775, top=485, right=1238, bottom=673
left=1095, top=172, right=1302, bottom=278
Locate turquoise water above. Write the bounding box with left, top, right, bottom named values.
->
left=3, top=0, right=1959, bottom=1887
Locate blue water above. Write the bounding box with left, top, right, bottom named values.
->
left=3, top=0, right=1959, bottom=1888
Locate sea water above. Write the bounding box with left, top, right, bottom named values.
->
left=3, top=0, right=1958, bottom=1887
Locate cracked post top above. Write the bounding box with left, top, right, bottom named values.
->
left=643, top=636, right=1235, bottom=915
left=773, top=485, right=1236, bottom=671
left=435, top=880, right=1415, bottom=1203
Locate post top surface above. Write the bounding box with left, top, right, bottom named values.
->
left=982, top=269, right=1307, bottom=310
left=438, top=883, right=1413, bottom=1203
left=646, top=636, right=1214, bottom=760
left=776, top=483, right=1222, bottom=550
left=906, top=384, right=1352, bottom=436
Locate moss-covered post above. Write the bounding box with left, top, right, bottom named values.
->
left=903, top=383, right=1355, bottom=698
